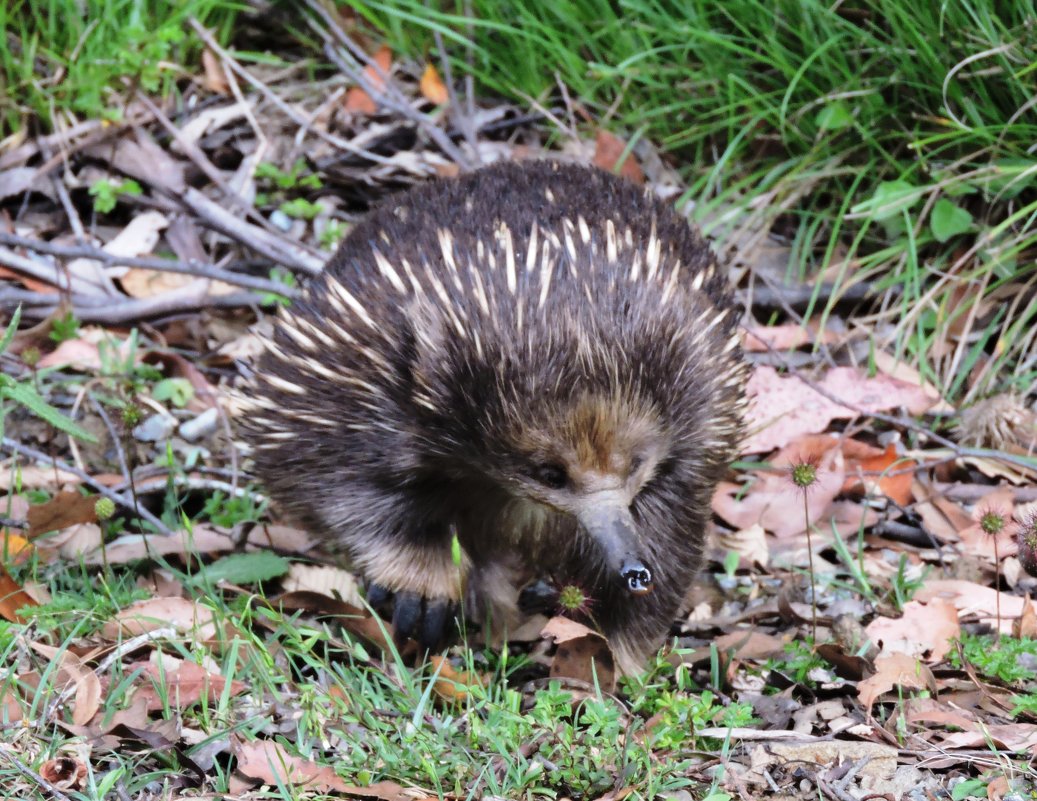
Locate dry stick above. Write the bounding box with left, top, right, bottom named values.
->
left=305, top=0, right=472, bottom=169
left=177, top=187, right=324, bottom=275
left=0, top=246, right=105, bottom=296
left=0, top=232, right=300, bottom=297
left=1, top=437, right=174, bottom=536
left=188, top=18, right=400, bottom=167
left=433, top=29, right=481, bottom=162
left=38, top=137, right=88, bottom=245
left=0, top=286, right=266, bottom=323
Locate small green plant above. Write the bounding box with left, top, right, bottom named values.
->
left=88, top=178, right=143, bottom=214
left=48, top=311, right=80, bottom=343
left=320, top=220, right=348, bottom=249
left=951, top=634, right=1037, bottom=686
left=772, top=640, right=827, bottom=685
left=0, top=307, right=96, bottom=443
left=1010, top=692, right=1037, bottom=718
left=256, top=159, right=323, bottom=191
left=200, top=490, right=267, bottom=528
left=152, top=377, right=194, bottom=408
left=279, top=197, right=325, bottom=221
left=788, top=451, right=822, bottom=641
left=260, top=267, right=297, bottom=308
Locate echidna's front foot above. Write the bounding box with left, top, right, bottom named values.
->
left=366, top=583, right=456, bottom=651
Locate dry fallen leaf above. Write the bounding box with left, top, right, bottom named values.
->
left=102, top=596, right=230, bottom=647
left=344, top=45, right=392, bottom=114
left=915, top=579, right=1037, bottom=634
left=233, top=739, right=351, bottom=793
left=0, top=563, right=38, bottom=622
left=743, top=365, right=937, bottom=453
left=39, top=757, right=88, bottom=791
left=132, top=658, right=247, bottom=712
left=857, top=652, right=937, bottom=712
left=429, top=654, right=483, bottom=704
left=843, top=443, right=915, bottom=506
left=28, top=641, right=102, bottom=725
left=542, top=617, right=616, bottom=691
left=864, top=599, right=960, bottom=662
left=201, top=47, right=230, bottom=94
left=712, top=435, right=844, bottom=538
left=419, top=64, right=449, bottom=105
left=27, top=491, right=99, bottom=538
left=593, top=130, right=644, bottom=184
left=742, top=323, right=840, bottom=353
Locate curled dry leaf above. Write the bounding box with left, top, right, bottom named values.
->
left=741, top=323, right=840, bottom=353
left=27, top=490, right=99, bottom=538
left=28, top=641, right=102, bottom=726
left=39, top=757, right=88, bottom=791
left=281, top=563, right=363, bottom=606
left=542, top=616, right=616, bottom=691
left=864, top=598, right=960, bottom=662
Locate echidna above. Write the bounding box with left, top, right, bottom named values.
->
left=239, top=161, right=747, bottom=673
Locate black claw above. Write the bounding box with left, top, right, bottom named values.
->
left=419, top=599, right=452, bottom=651
left=365, top=582, right=393, bottom=613
left=518, top=578, right=560, bottom=615
left=392, top=591, right=423, bottom=642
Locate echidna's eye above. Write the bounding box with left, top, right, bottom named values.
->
left=532, top=463, right=568, bottom=490
left=630, top=455, right=644, bottom=473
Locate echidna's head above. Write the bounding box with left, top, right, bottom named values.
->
left=503, top=392, right=667, bottom=593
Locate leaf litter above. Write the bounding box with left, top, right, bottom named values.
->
left=0, top=13, right=1035, bottom=801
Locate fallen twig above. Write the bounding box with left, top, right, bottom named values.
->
left=0, top=232, right=300, bottom=297
left=1, top=436, right=174, bottom=536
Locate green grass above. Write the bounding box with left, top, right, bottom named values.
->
left=2, top=546, right=750, bottom=799
left=0, top=0, right=238, bottom=134
left=338, top=0, right=1037, bottom=402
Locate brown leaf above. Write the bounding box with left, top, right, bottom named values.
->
left=28, top=642, right=102, bottom=725
left=201, top=48, right=230, bottom=94
left=344, top=45, right=393, bottom=115
left=1014, top=594, right=1037, bottom=639
left=102, top=597, right=228, bottom=646
left=419, top=64, right=449, bottom=105
left=133, top=658, right=246, bottom=712
left=742, top=365, right=937, bottom=454
left=234, top=739, right=352, bottom=793
left=742, top=324, right=839, bottom=353
left=39, top=757, right=87, bottom=791
left=429, top=655, right=483, bottom=704
left=27, top=491, right=99, bottom=538
left=857, top=652, right=937, bottom=712
left=843, top=443, right=915, bottom=506
left=864, top=599, right=960, bottom=662
left=712, top=435, right=844, bottom=538
left=0, top=562, right=39, bottom=622
left=593, top=130, right=644, bottom=184
left=916, top=579, right=1037, bottom=636
left=714, top=630, right=786, bottom=660
left=543, top=620, right=616, bottom=691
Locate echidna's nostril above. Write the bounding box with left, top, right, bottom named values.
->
left=620, top=560, right=653, bottom=595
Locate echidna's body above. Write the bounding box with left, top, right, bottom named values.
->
left=240, top=161, right=747, bottom=672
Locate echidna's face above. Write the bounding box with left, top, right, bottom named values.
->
left=500, top=393, right=669, bottom=594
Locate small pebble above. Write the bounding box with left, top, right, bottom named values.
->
left=269, top=209, right=293, bottom=231
left=132, top=413, right=177, bottom=442
left=179, top=407, right=219, bottom=441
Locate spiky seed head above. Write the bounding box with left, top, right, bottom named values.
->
left=94, top=497, right=116, bottom=521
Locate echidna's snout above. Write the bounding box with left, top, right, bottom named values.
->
left=576, top=498, right=654, bottom=596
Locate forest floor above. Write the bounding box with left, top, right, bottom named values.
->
left=1, top=8, right=1037, bottom=801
